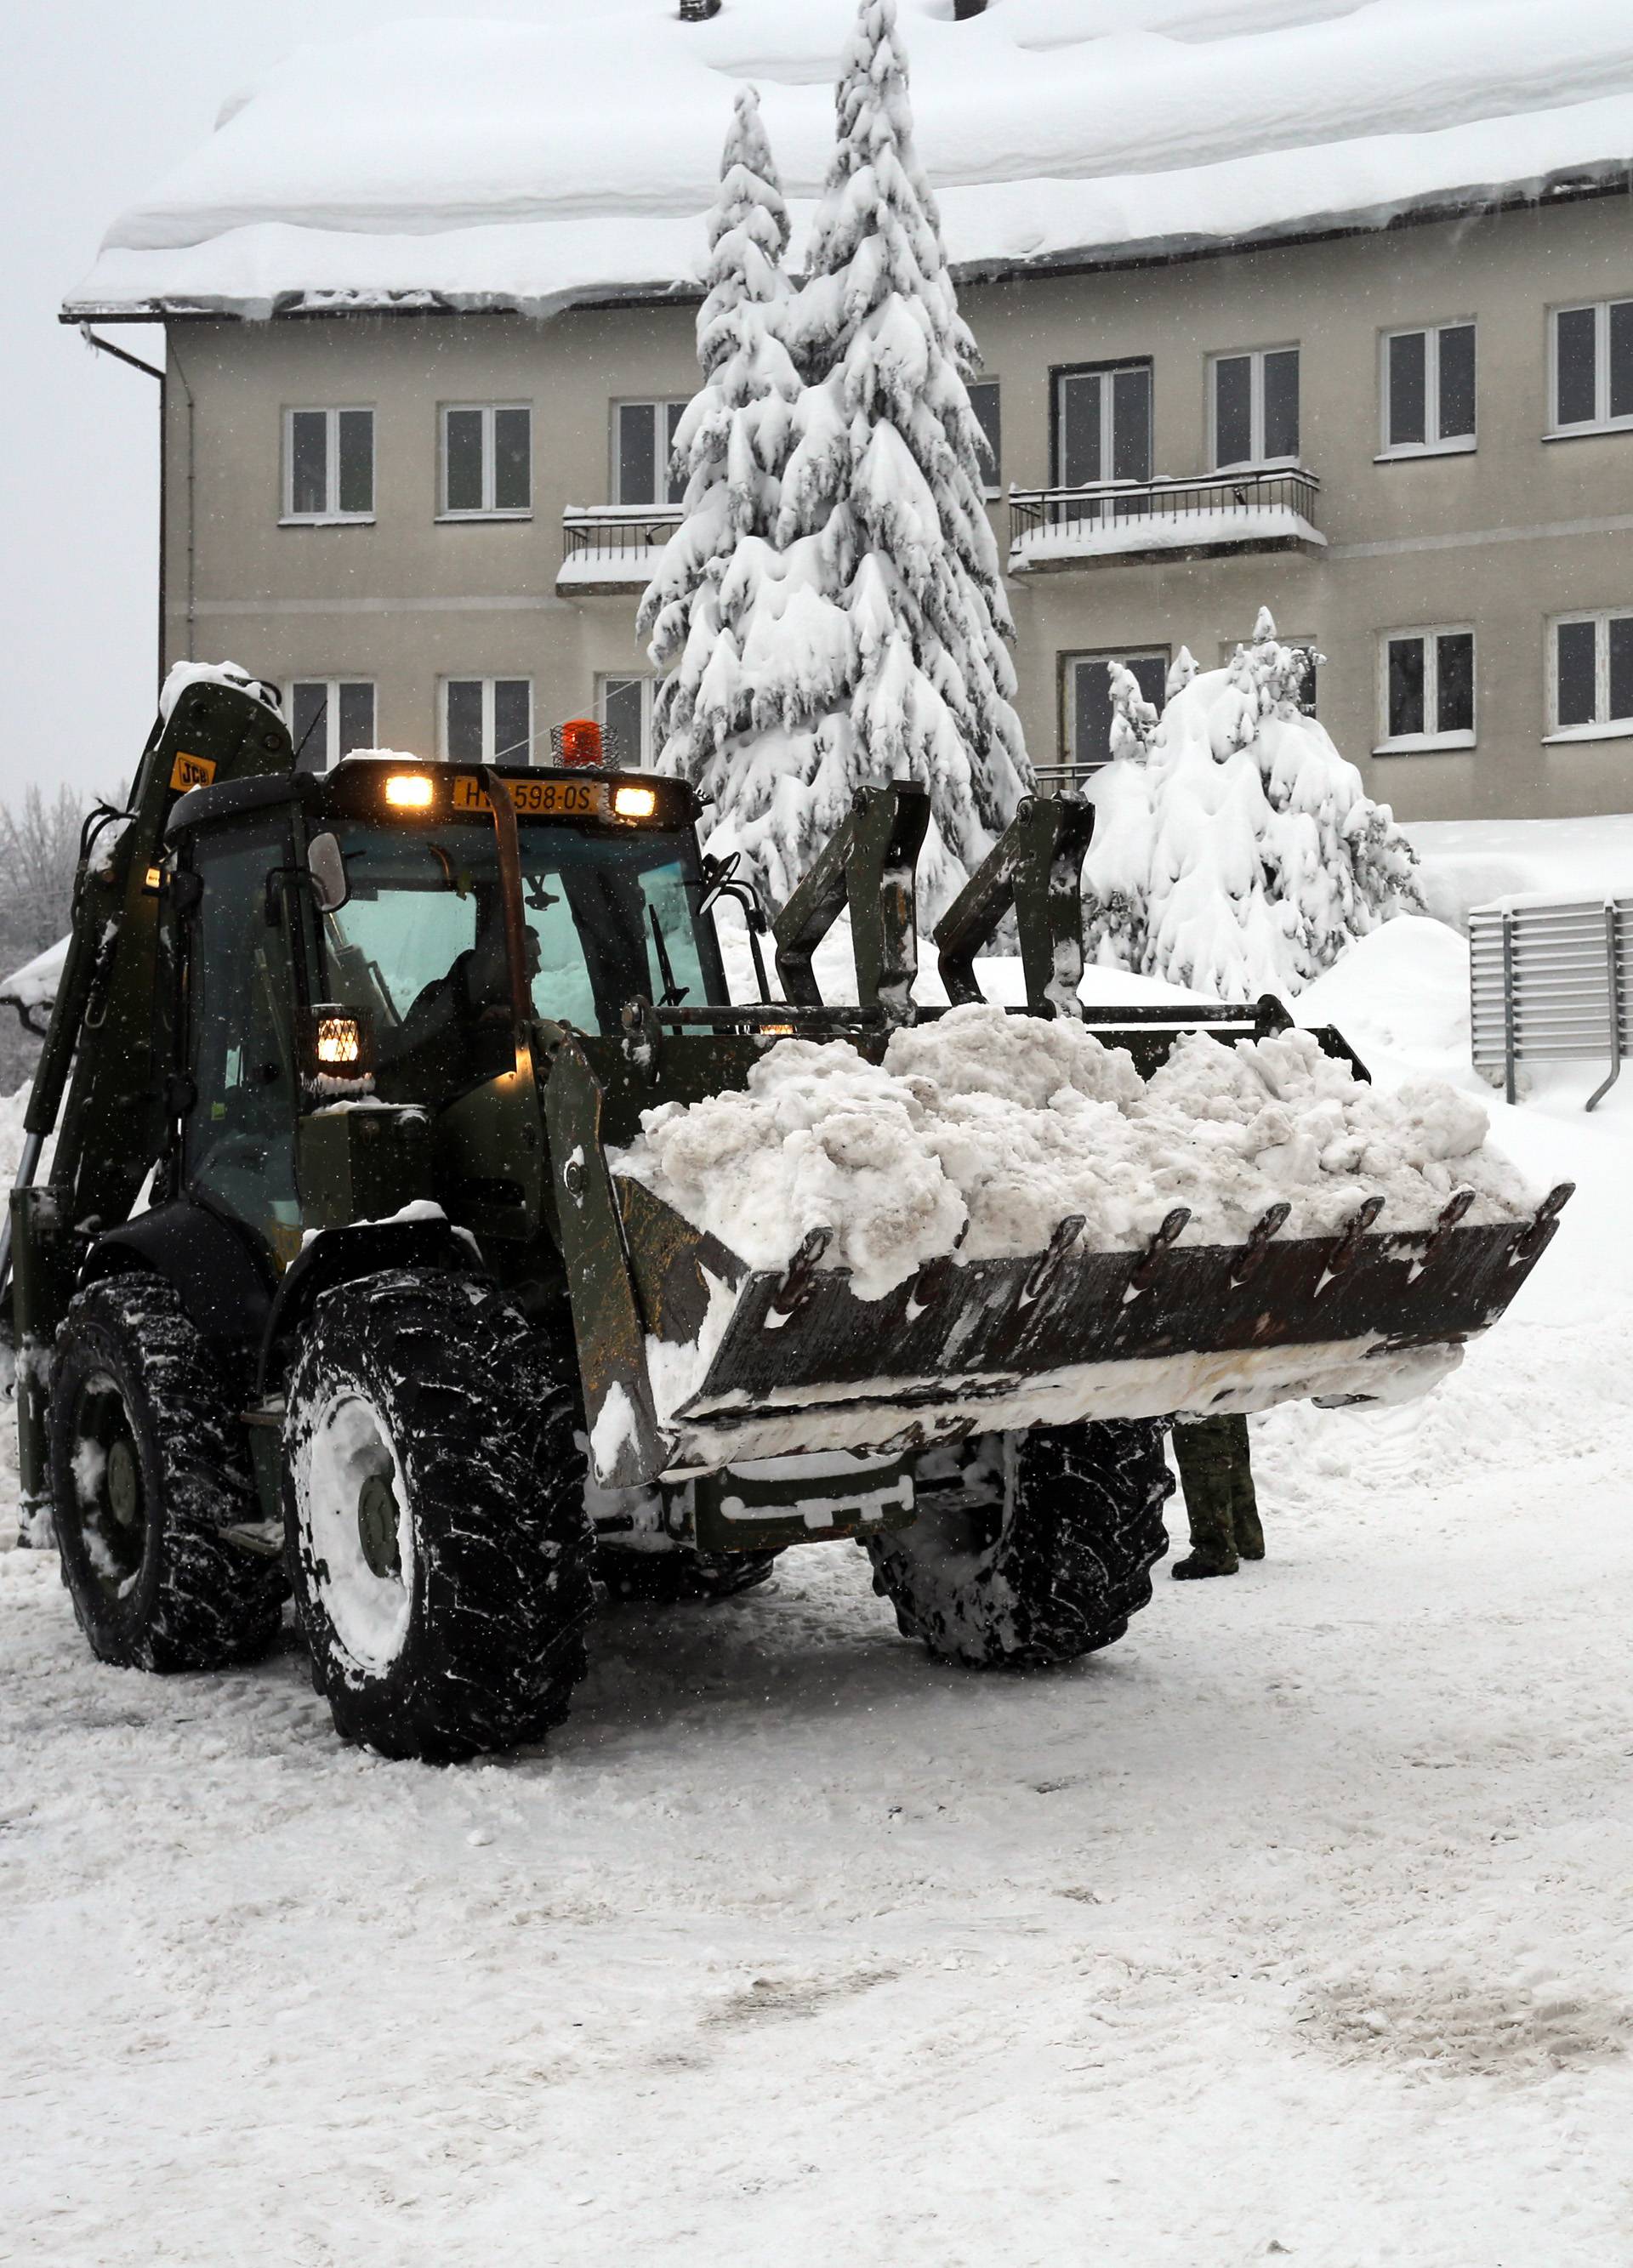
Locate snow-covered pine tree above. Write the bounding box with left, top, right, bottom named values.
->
left=1084, top=610, right=1421, bottom=998
left=639, top=85, right=844, bottom=878
left=743, top=0, right=1031, bottom=918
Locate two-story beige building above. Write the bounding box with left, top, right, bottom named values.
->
left=62, top=3, right=1633, bottom=822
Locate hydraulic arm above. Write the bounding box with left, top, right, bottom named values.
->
left=8, top=680, right=293, bottom=1520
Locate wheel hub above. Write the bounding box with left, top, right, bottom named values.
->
left=299, top=1389, right=414, bottom=1674
left=356, top=1472, right=402, bottom=1580
left=105, top=1437, right=140, bottom=1528
left=70, top=1376, right=150, bottom=1598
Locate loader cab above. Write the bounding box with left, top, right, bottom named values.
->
left=168, top=759, right=726, bottom=1261
left=305, top=759, right=728, bottom=1104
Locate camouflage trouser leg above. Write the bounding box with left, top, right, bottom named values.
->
left=1171, top=1416, right=1240, bottom=1573
left=1227, top=1418, right=1264, bottom=1560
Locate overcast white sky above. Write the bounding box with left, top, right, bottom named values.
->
left=0, top=1, right=572, bottom=804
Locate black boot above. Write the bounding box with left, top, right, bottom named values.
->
left=1172, top=1549, right=1238, bottom=1581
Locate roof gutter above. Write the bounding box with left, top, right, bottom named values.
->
left=77, top=325, right=174, bottom=708
left=77, top=325, right=163, bottom=379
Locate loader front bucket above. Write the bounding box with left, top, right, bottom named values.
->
left=618, top=1179, right=1571, bottom=1480
left=545, top=1014, right=1572, bottom=1485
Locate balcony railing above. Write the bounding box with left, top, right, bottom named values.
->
left=1009, top=466, right=1323, bottom=571
left=559, top=503, right=683, bottom=592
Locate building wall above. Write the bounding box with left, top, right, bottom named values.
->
left=161, top=189, right=1633, bottom=818
left=162, top=304, right=699, bottom=761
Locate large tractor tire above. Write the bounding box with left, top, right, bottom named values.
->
left=48, top=1272, right=286, bottom=1671
left=283, top=1270, right=595, bottom=1762
left=866, top=1419, right=1173, bottom=1668
left=597, top=1542, right=781, bottom=1605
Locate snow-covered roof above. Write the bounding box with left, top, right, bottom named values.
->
left=64, top=0, right=1633, bottom=322
left=0, top=935, right=68, bottom=1016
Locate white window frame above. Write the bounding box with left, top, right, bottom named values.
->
left=1061, top=646, right=1169, bottom=775
left=968, top=378, right=1003, bottom=497
left=438, top=404, right=532, bottom=520
left=1209, top=345, right=1300, bottom=471
left=1051, top=362, right=1152, bottom=510
left=286, top=679, right=377, bottom=768
left=1374, top=625, right=1477, bottom=756
left=439, top=678, right=535, bottom=763
left=1377, top=321, right=1477, bottom=460
left=282, top=407, right=374, bottom=525
left=1547, top=298, right=1633, bottom=438
left=595, top=674, right=655, bottom=767
left=1544, top=609, right=1633, bottom=743
left=611, top=400, right=689, bottom=508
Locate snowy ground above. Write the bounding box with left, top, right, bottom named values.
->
left=1406, top=811, right=1633, bottom=930
left=4, top=895, right=1632, bottom=2265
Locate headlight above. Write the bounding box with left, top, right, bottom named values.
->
left=384, top=774, right=435, bottom=809
left=612, top=784, right=658, bottom=820
left=315, top=1015, right=364, bottom=1067
left=306, top=1005, right=374, bottom=1090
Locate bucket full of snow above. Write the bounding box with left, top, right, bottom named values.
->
left=551, top=1005, right=1570, bottom=1488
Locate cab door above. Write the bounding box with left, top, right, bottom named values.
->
left=183, top=816, right=304, bottom=1264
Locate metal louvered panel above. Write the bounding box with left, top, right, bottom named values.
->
left=1468, top=895, right=1632, bottom=1110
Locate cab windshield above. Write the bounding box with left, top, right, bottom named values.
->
left=316, top=820, right=725, bottom=1100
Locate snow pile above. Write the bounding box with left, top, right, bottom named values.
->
left=0, top=1081, right=54, bottom=1204
left=0, top=1084, right=37, bottom=1190
left=612, top=1002, right=1534, bottom=1301
left=1084, top=612, right=1420, bottom=1000
left=157, top=660, right=282, bottom=723
left=64, top=3, right=1633, bottom=319
left=1403, top=812, right=1633, bottom=935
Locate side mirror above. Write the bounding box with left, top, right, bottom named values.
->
left=307, top=831, right=349, bottom=914
left=697, top=847, right=771, bottom=1002
left=697, top=848, right=742, bottom=918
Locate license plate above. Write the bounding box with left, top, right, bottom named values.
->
left=450, top=775, right=606, bottom=820
left=690, top=1458, right=916, bottom=1554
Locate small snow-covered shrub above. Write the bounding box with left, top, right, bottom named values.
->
left=1083, top=611, right=1421, bottom=999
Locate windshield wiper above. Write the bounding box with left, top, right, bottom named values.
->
left=648, top=905, right=690, bottom=1007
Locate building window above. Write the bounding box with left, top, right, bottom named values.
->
left=1061, top=649, right=1168, bottom=774
left=1548, top=611, right=1633, bottom=737
left=1378, top=628, right=1476, bottom=753
left=613, top=401, right=688, bottom=507
left=968, top=378, right=1002, bottom=494
left=596, top=674, right=654, bottom=767
left=441, top=679, right=533, bottom=764
left=1053, top=363, right=1152, bottom=493
left=287, top=681, right=376, bottom=770
left=1550, top=300, right=1633, bottom=434
left=440, top=406, right=532, bottom=517
left=1381, top=323, right=1476, bottom=454
left=1210, top=347, right=1300, bottom=469
left=283, top=409, right=373, bottom=521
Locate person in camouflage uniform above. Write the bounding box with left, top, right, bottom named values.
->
left=1169, top=1413, right=1263, bottom=1579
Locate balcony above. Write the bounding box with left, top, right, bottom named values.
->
left=1009, top=467, right=1323, bottom=574
left=558, top=504, right=683, bottom=594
